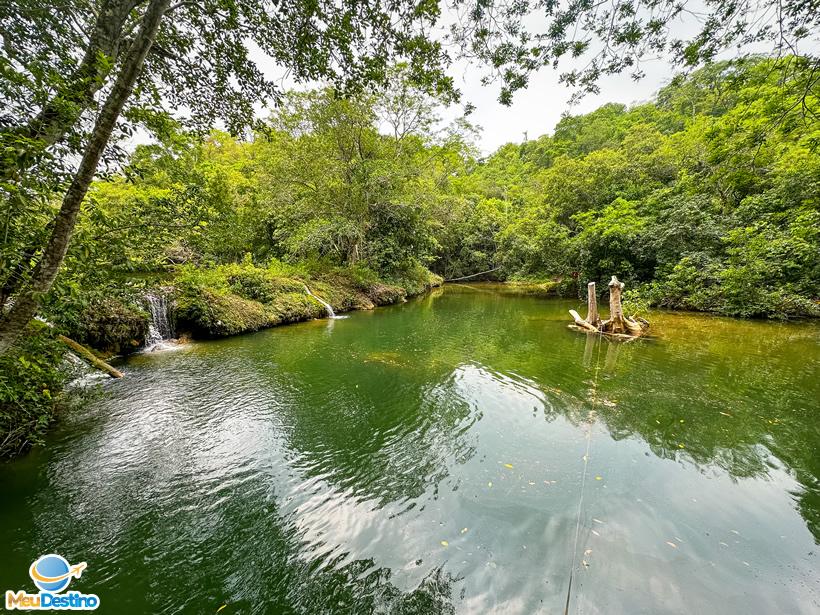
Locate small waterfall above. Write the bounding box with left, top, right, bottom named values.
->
left=303, top=285, right=336, bottom=318
left=144, top=291, right=174, bottom=349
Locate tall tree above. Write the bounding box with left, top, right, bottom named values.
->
left=0, top=0, right=451, bottom=352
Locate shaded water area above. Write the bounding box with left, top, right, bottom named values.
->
left=1, top=284, right=819, bottom=613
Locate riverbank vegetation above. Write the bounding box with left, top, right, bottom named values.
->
left=3, top=55, right=819, bottom=456
left=3, top=0, right=818, bottom=465
left=47, top=56, right=816, bottom=324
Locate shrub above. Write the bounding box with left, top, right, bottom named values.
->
left=0, top=324, right=71, bottom=458
left=72, top=298, right=148, bottom=354
left=175, top=287, right=270, bottom=337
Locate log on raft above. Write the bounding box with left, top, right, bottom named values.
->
left=568, top=276, right=649, bottom=338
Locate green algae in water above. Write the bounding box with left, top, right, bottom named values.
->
left=1, top=284, right=818, bottom=613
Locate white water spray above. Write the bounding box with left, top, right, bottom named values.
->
left=144, top=291, right=175, bottom=350
left=303, top=285, right=339, bottom=319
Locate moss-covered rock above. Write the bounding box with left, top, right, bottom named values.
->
left=367, top=283, right=406, bottom=306
left=175, top=285, right=328, bottom=337
left=268, top=292, right=326, bottom=324
left=176, top=288, right=269, bottom=337
left=228, top=269, right=304, bottom=303
left=70, top=297, right=148, bottom=355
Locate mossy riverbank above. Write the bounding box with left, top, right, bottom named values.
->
left=39, top=261, right=441, bottom=355
left=1, top=262, right=441, bottom=458
left=172, top=262, right=440, bottom=339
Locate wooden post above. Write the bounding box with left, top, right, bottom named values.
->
left=586, top=281, right=599, bottom=326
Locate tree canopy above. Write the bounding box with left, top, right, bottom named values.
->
left=25, top=56, right=817, bottom=325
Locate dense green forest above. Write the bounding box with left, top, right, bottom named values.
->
left=34, top=57, right=820, bottom=319
left=2, top=56, right=819, bottom=456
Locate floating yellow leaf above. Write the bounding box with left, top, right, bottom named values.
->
left=216, top=606, right=227, bottom=613
left=678, top=443, right=685, bottom=448
left=503, top=463, right=514, bottom=469
left=441, top=540, right=449, bottom=547
left=488, top=481, right=493, bottom=487
left=595, top=476, right=603, bottom=481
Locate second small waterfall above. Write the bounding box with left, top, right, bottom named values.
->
left=303, top=285, right=338, bottom=319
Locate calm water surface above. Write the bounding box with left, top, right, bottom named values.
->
left=1, top=285, right=819, bottom=614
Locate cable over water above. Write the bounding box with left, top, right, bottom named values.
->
left=564, top=333, right=603, bottom=615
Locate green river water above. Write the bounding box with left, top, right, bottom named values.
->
left=1, top=284, right=819, bottom=614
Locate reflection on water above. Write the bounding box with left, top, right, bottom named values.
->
left=1, top=284, right=819, bottom=614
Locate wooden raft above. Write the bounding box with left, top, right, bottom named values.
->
left=569, top=276, right=649, bottom=338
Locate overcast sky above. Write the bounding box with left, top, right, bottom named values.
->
left=251, top=51, right=677, bottom=157
left=439, top=57, right=676, bottom=155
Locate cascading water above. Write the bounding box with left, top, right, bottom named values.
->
left=303, top=285, right=340, bottom=319
left=144, top=291, right=175, bottom=350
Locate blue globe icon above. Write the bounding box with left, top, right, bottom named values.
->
left=31, top=554, right=71, bottom=593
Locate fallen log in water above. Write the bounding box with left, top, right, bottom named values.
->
left=57, top=334, right=123, bottom=378
left=568, top=276, right=649, bottom=338
left=569, top=309, right=598, bottom=332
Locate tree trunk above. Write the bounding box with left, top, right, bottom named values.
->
left=0, top=0, right=170, bottom=355
left=569, top=309, right=598, bottom=332
left=607, top=275, right=626, bottom=333
left=569, top=276, right=648, bottom=338
left=57, top=335, right=123, bottom=378
left=5, top=0, right=138, bottom=152
left=0, top=0, right=138, bottom=298
left=586, top=281, right=599, bottom=326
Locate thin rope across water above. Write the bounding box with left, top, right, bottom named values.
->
left=563, top=333, right=604, bottom=615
